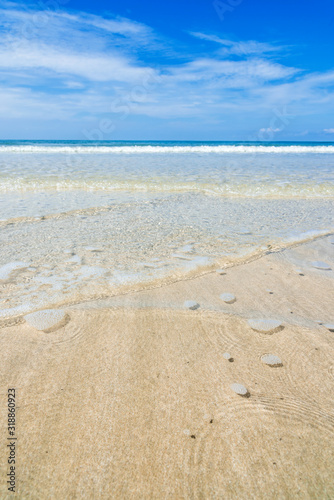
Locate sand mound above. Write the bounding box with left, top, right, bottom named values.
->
left=184, top=300, right=200, bottom=310
left=261, top=354, right=283, bottom=367
left=248, top=319, right=282, bottom=333
left=220, top=293, right=236, bottom=304
left=311, top=261, right=331, bottom=270
left=24, top=309, right=69, bottom=333
left=230, top=383, right=249, bottom=397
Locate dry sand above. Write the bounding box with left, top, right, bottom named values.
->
left=1, top=235, right=334, bottom=499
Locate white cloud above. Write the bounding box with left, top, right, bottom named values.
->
left=189, top=32, right=283, bottom=56
left=0, top=41, right=157, bottom=82
left=59, top=11, right=153, bottom=38
left=1, top=5, right=155, bottom=47
left=0, top=5, right=161, bottom=85
left=166, top=58, right=298, bottom=86
left=0, top=2, right=333, bottom=134
left=324, top=128, right=334, bottom=133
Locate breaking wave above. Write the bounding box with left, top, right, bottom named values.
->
left=1, top=145, right=334, bottom=154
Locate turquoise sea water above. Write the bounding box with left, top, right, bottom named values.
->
left=0, top=141, right=333, bottom=318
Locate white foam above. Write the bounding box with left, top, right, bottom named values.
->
left=34, top=275, right=65, bottom=291
left=0, top=177, right=333, bottom=199
left=76, top=266, right=106, bottom=278
left=172, top=253, right=193, bottom=261
left=0, top=261, right=30, bottom=280
left=141, top=262, right=160, bottom=268
left=183, top=256, right=209, bottom=269
left=109, top=270, right=142, bottom=286
left=66, top=255, right=82, bottom=264
left=1, top=145, right=334, bottom=154
left=84, top=246, right=102, bottom=252
left=179, top=244, right=193, bottom=253
left=0, top=303, right=34, bottom=318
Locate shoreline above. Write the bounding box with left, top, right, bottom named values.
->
left=0, top=233, right=334, bottom=498
left=66, top=233, right=334, bottom=326
left=0, top=230, right=333, bottom=325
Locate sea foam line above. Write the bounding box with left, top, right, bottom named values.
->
left=0, top=179, right=333, bottom=197
left=1, top=145, right=334, bottom=154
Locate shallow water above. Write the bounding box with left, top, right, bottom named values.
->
left=1, top=145, right=334, bottom=199
left=0, top=141, right=333, bottom=318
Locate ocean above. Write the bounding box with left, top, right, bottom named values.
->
left=1, top=140, right=333, bottom=318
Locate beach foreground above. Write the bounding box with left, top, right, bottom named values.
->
left=1, top=236, right=334, bottom=499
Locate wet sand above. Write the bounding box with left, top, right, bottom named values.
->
left=0, top=235, right=334, bottom=499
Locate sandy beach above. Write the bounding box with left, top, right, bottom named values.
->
left=2, top=0, right=334, bottom=496
left=1, top=235, right=333, bottom=499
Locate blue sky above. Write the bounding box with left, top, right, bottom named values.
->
left=0, top=0, right=334, bottom=140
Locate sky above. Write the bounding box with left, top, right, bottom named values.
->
left=0, top=0, right=334, bottom=140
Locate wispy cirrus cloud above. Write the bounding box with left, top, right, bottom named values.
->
left=0, top=41, right=156, bottom=82
left=189, top=32, right=284, bottom=56
left=167, top=58, right=298, bottom=86
left=0, top=2, right=160, bottom=83
left=1, top=3, right=156, bottom=47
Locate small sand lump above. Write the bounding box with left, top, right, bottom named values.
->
left=184, top=300, right=200, bottom=310
left=24, top=309, right=69, bottom=333
left=311, top=261, right=331, bottom=270
left=220, top=293, right=236, bottom=304
left=248, top=319, right=282, bottom=333
left=216, top=269, right=226, bottom=275
left=261, top=354, right=283, bottom=367
left=230, top=383, right=249, bottom=397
